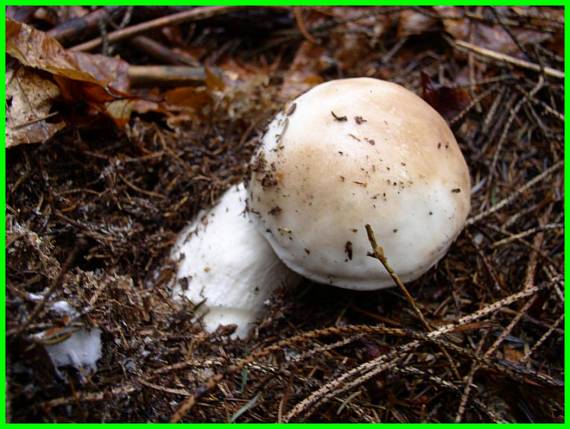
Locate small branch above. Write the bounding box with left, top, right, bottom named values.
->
left=450, top=38, right=564, bottom=80
left=456, top=213, right=548, bottom=422
left=293, top=8, right=318, bottom=44
left=169, top=373, right=226, bottom=422
left=14, top=239, right=85, bottom=337
left=283, top=281, right=554, bottom=422
left=71, top=6, right=240, bottom=52
left=490, top=223, right=562, bottom=249
left=42, top=384, right=137, bottom=410
left=128, top=65, right=206, bottom=87
left=128, top=36, right=199, bottom=66
left=365, top=224, right=432, bottom=331
left=365, top=225, right=461, bottom=380
left=487, top=76, right=544, bottom=184
left=47, top=6, right=124, bottom=46
left=466, top=161, right=562, bottom=226
left=520, top=314, right=564, bottom=363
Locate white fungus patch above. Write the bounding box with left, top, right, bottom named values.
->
left=32, top=297, right=102, bottom=373
left=43, top=328, right=102, bottom=373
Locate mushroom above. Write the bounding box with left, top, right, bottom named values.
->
left=172, top=77, right=470, bottom=337
left=247, top=77, right=471, bottom=290
left=171, top=183, right=300, bottom=339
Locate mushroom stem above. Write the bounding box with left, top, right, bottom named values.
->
left=171, top=183, right=300, bottom=339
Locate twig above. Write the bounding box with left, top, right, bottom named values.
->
left=42, top=384, right=137, bottom=410
left=288, top=335, right=365, bottom=364
left=97, top=12, right=110, bottom=55
left=365, top=224, right=461, bottom=378
left=466, top=229, right=505, bottom=292
left=293, top=8, right=317, bottom=44
left=169, top=324, right=410, bottom=422
left=520, top=314, right=564, bottom=363
left=395, top=366, right=501, bottom=422
left=365, top=225, right=432, bottom=331
left=449, top=85, right=497, bottom=126
left=14, top=239, right=85, bottom=336
left=282, top=282, right=553, bottom=421
left=455, top=332, right=489, bottom=422
left=128, top=65, right=206, bottom=87
left=128, top=36, right=199, bottom=66
left=450, top=39, right=564, bottom=80
left=487, top=76, right=544, bottom=183
left=466, top=161, right=562, bottom=226
left=456, top=216, right=546, bottom=422
left=490, top=223, right=562, bottom=248
left=47, top=6, right=124, bottom=46
left=456, top=295, right=538, bottom=422
left=517, top=86, right=564, bottom=122
left=285, top=314, right=561, bottom=422
left=71, top=6, right=240, bottom=52
left=118, top=173, right=166, bottom=199
left=489, top=7, right=534, bottom=62
left=138, top=379, right=192, bottom=396
left=35, top=283, right=555, bottom=417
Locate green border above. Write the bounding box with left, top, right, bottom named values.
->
left=2, top=1, right=566, bottom=426
left=2, top=1, right=568, bottom=5
left=544, top=4, right=570, bottom=428
left=1, top=5, right=5, bottom=428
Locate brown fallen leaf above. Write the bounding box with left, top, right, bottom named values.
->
left=397, top=9, right=439, bottom=38
left=6, top=67, right=66, bottom=148
left=6, top=17, right=128, bottom=92
left=503, top=345, right=524, bottom=363
left=164, top=86, right=212, bottom=112
left=420, top=71, right=471, bottom=123
left=279, top=41, right=325, bottom=102
left=6, top=17, right=140, bottom=128
left=436, top=6, right=548, bottom=57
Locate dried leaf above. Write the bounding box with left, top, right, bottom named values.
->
left=503, top=346, right=524, bottom=363
left=6, top=67, right=65, bottom=148
left=7, top=18, right=99, bottom=84
left=279, top=41, right=324, bottom=102
left=164, top=86, right=212, bottom=111
left=329, top=31, right=372, bottom=72
left=420, top=71, right=471, bottom=123
left=436, top=7, right=548, bottom=56
left=6, top=18, right=128, bottom=92
left=73, top=52, right=129, bottom=93
left=204, top=65, right=225, bottom=92
left=104, top=100, right=136, bottom=128
left=397, top=10, right=439, bottom=37
left=6, top=17, right=140, bottom=127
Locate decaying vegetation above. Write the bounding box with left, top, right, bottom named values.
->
left=6, top=6, right=564, bottom=422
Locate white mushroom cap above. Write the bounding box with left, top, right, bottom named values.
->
left=247, top=78, right=471, bottom=291
left=171, top=183, right=299, bottom=338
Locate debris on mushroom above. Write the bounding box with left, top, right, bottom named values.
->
left=171, top=183, right=300, bottom=339
left=247, top=78, right=471, bottom=290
